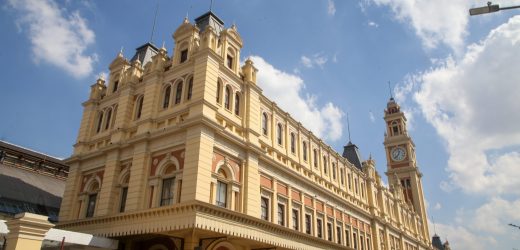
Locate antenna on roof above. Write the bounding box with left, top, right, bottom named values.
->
left=209, top=0, right=214, bottom=11
left=149, top=0, right=160, bottom=44
left=347, top=112, right=352, bottom=143
left=432, top=216, right=437, bottom=235
left=388, top=81, right=394, bottom=99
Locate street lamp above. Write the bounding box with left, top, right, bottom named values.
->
left=469, top=2, right=520, bottom=16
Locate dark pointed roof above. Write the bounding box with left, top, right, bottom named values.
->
left=194, top=11, right=224, bottom=34
left=432, top=234, right=445, bottom=250
left=130, top=42, right=159, bottom=66
left=342, top=141, right=363, bottom=170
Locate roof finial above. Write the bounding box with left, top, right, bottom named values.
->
left=347, top=112, right=351, bottom=143
left=209, top=0, right=214, bottom=11
left=149, top=0, right=160, bottom=43
left=388, top=81, right=394, bottom=100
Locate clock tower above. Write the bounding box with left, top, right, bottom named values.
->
left=383, top=97, right=430, bottom=239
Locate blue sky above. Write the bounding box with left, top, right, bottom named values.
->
left=1, top=0, right=520, bottom=248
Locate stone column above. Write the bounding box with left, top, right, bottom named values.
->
left=5, top=213, right=54, bottom=250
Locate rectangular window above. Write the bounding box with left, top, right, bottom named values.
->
left=332, top=164, right=337, bottom=179
left=367, top=237, right=371, bottom=250
left=353, top=231, right=358, bottom=250
left=361, top=235, right=365, bottom=250
left=216, top=181, right=227, bottom=208
left=317, top=218, right=323, bottom=238
left=323, top=156, right=327, bottom=174
left=278, top=203, right=285, bottom=226
left=340, top=169, right=345, bottom=185
left=86, top=193, right=97, bottom=218
left=305, top=214, right=312, bottom=234
left=292, top=209, right=299, bottom=230
left=113, top=81, right=119, bottom=93
left=227, top=55, right=233, bottom=69
left=119, top=187, right=128, bottom=213
left=180, top=49, right=188, bottom=63
left=160, top=177, right=175, bottom=206
left=337, top=226, right=342, bottom=244
left=327, top=222, right=333, bottom=241
left=261, top=197, right=269, bottom=220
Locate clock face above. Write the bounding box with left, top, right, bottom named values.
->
left=391, top=147, right=406, bottom=161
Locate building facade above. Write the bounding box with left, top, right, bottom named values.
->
left=58, top=11, right=432, bottom=250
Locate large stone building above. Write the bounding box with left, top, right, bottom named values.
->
left=58, top=11, right=432, bottom=250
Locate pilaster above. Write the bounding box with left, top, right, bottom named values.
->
left=180, top=124, right=215, bottom=202
left=96, top=149, right=120, bottom=215
left=126, top=141, right=149, bottom=211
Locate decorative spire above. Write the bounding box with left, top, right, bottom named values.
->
left=347, top=112, right=351, bottom=143
left=118, top=46, right=124, bottom=57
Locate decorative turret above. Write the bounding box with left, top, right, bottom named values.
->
left=89, top=77, right=106, bottom=100
left=242, top=58, right=258, bottom=84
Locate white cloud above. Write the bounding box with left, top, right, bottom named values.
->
left=251, top=55, right=344, bottom=141
left=370, top=0, right=469, bottom=52
left=368, top=21, right=379, bottom=28
left=405, top=16, right=520, bottom=196
left=429, top=222, right=490, bottom=250
left=327, top=0, right=336, bottom=16
left=7, top=0, right=97, bottom=78
left=300, top=53, right=328, bottom=69
left=368, top=110, right=375, bottom=123
left=433, top=202, right=442, bottom=210
left=472, top=197, right=520, bottom=234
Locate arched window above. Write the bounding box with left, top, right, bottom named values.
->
left=290, top=133, right=296, bottom=154
left=163, top=85, right=171, bottom=109
left=323, top=155, right=327, bottom=174
left=234, top=93, right=240, bottom=115
left=85, top=180, right=100, bottom=218
left=135, top=95, right=144, bottom=119
left=216, top=81, right=222, bottom=103
left=96, top=111, right=103, bottom=133
left=157, top=161, right=181, bottom=207
left=391, top=121, right=400, bottom=135
left=216, top=169, right=228, bottom=208
left=104, top=108, right=112, bottom=130
left=302, top=141, right=308, bottom=161
left=119, top=173, right=129, bottom=213
left=175, top=81, right=183, bottom=104
left=313, top=149, right=318, bottom=168
left=262, top=113, right=268, bottom=136
left=277, top=123, right=283, bottom=145
left=187, top=78, right=193, bottom=100
left=224, top=86, right=231, bottom=109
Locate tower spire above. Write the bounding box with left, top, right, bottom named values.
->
left=149, top=0, right=160, bottom=43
